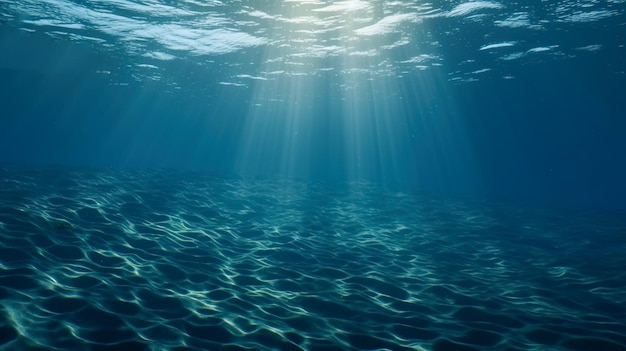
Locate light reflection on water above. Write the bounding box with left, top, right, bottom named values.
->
left=2, top=0, right=623, bottom=83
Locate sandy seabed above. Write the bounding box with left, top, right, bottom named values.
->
left=1, top=166, right=625, bottom=351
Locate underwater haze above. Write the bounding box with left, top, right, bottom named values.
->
left=1, top=0, right=626, bottom=350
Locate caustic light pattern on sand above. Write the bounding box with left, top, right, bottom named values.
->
left=0, top=167, right=625, bottom=350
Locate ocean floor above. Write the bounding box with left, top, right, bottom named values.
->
left=0, top=166, right=625, bottom=351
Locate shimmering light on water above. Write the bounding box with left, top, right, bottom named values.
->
left=1, top=0, right=626, bottom=350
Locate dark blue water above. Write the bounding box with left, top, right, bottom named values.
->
left=1, top=1, right=626, bottom=350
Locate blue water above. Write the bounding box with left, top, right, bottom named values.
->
left=1, top=1, right=626, bottom=350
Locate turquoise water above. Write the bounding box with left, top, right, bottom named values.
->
left=1, top=1, right=626, bottom=350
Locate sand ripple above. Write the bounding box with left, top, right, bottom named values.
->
left=1, top=166, right=625, bottom=350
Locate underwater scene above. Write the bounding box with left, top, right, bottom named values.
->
left=1, top=0, right=626, bottom=350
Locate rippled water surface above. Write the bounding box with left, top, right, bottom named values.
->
left=2, top=1, right=626, bottom=349
left=1, top=166, right=625, bottom=350
left=2, top=0, right=625, bottom=85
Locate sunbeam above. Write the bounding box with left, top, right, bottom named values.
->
left=1, top=0, right=626, bottom=350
